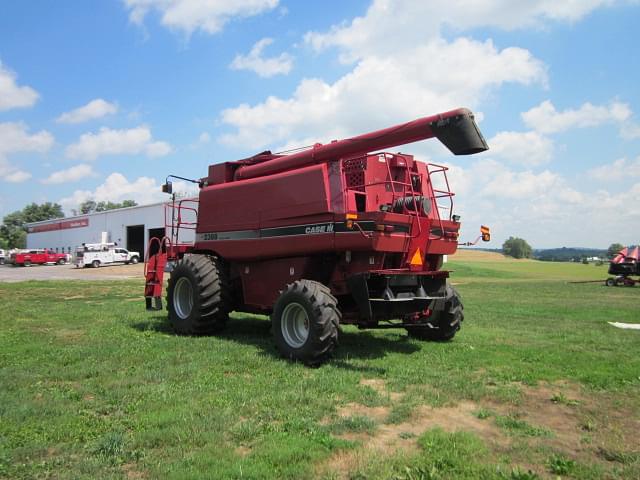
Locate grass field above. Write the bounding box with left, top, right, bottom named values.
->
left=1, top=252, right=639, bottom=479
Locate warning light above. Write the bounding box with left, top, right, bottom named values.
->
left=410, top=248, right=423, bottom=266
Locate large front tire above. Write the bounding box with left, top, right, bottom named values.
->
left=272, top=280, right=340, bottom=366
left=406, top=285, right=463, bottom=341
left=167, top=254, right=230, bottom=335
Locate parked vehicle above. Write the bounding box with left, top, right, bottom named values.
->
left=0, top=249, right=5, bottom=265
left=10, top=249, right=69, bottom=266
left=74, top=243, right=140, bottom=268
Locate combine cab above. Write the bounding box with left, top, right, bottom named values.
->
left=606, top=246, right=639, bottom=287
left=145, top=108, right=490, bottom=365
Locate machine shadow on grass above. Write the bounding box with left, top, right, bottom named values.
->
left=131, top=313, right=419, bottom=369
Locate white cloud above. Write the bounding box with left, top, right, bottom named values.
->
left=487, top=130, right=554, bottom=165
left=221, top=37, right=547, bottom=150
left=620, top=121, right=640, bottom=140
left=59, top=173, right=162, bottom=212
left=0, top=160, right=32, bottom=183
left=230, top=38, right=293, bottom=77
left=65, top=126, right=172, bottom=161
left=42, top=164, right=96, bottom=184
left=58, top=172, right=198, bottom=213
left=439, top=158, right=640, bottom=248
left=0, top=60, right=39, bottom=111
left=305, top=0, right=618, bottom=63
left=124, top=0, right=279, bottom=35
left=588, top=156, right=640, bottom=181
left=522, top=100, right=632, bottom=134
left=190, top=132, right=211, bottom=149
left=56, top=99, right=119, bottom=124
left=0, top=122, right=54, bottom=183
left=0, top=122, right=54, bottom=157
left=440, top=154, right=640, bottom=248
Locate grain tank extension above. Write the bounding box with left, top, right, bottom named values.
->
left=144, top=108, right=490, bottom=365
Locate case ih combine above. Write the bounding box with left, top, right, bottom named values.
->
left=145, top=107, right=490, bottom=365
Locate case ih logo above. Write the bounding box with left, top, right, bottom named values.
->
left=305, top=223, right=334, bottom=234
left=28, top=218, right=89, bottom=233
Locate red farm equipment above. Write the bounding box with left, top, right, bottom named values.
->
left=606, top=246, right=640, bottom=287
left=144, top=107, right=490, bottom=365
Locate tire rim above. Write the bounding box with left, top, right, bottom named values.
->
left=281, top=302, right=310, bottom=348
left=174, top=277, right=194, bottom=319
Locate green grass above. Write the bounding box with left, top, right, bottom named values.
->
left=1, top=254, right=639, bottom=479
left=494, top=415, right=552, bottom=438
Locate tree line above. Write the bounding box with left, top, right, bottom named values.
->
left=501, top=237, right=628, bottom=261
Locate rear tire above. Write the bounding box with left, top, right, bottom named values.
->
left=24, top=260, right=31, bottom=267
left=605, top=278, right=615, bottom=287
left=406, top=285, right=463, bottom=341
left=57, top=259, right=66, bottom=265
left=92, top=260, right=100, bottom=268
left=272, top=280, right=340, bottom=366
left=167, top=254, right=230, bottom=335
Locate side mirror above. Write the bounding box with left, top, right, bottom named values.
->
left=480, top=225, right=491, bottom=242
left=162, top=181, right=173, bottom=194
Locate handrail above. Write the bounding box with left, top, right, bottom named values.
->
left=164, top=198, right=199, bottom=247
left=144, top=235, right=170, bottom=276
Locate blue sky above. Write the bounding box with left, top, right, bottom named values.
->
left=1, top=0, right=639, bottom=248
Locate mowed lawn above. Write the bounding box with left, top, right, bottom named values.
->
left=1, top=252, right=639, bottom=479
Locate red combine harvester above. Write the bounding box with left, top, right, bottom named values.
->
left=606, top=246, right=640, bottom=287
left=145, top=108, right=490, bottom=365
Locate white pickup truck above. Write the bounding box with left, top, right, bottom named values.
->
left=74, top=243, right=140, bottom=268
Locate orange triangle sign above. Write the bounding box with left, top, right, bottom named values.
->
left=410, top=248, right=423, bottom=266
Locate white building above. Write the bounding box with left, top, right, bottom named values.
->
left=26, top=201, right=196, bottom=257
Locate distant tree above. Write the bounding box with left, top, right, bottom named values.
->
left=78, top=199, right=137, bottom=214
left=502, top=236, right=533, bottom=259
left=22, top=202, right=64, bottom=223
left=79, top=200, right=97, bottom=215
left=607, top=243, right=625, bottom=259
left=0, top=202, right=64, bottom=249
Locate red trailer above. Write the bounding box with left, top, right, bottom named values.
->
left=145, top=108, right=490, bottom=365
left=11, top=249, right=68, bottom=267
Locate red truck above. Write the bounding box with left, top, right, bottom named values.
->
left=10, top=249, right=69, bottom=267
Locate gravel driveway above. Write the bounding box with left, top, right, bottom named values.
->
left=0, top=263, right=145, bottom=282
